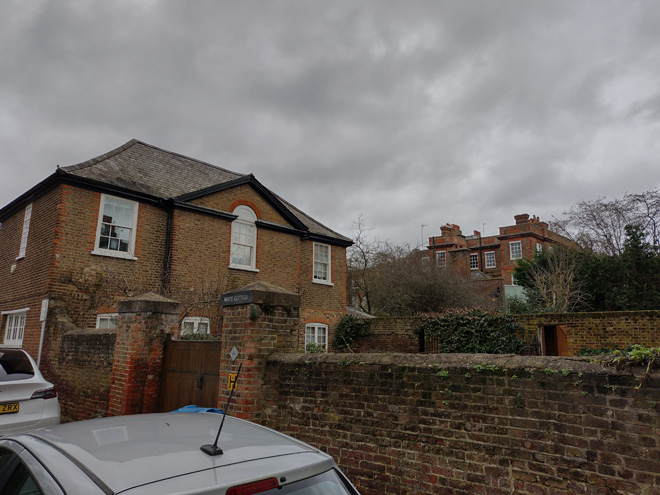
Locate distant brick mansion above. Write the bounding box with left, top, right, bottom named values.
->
left=427, top=213, right=575, bottom=296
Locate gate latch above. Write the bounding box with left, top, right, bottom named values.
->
left=197, top=375, right=204, bottom=390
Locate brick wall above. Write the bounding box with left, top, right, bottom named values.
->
left=0, top=186, right=61, bottom=356
left=515, top=311, right=660, bottom=355
left=220, top=299, right=299, bottom=420
left=350, top=317, right=421, bottom=353
left=56, top=328, right=116, bottom=421
left=262, top=353, right=660, bottom=495
left=299, top=242, right=347, bottom=349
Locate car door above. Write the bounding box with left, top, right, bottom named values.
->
left=0, top=443, right=64, bottom=495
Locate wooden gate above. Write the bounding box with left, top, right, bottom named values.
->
left=158, top=337, right=222, bottom=412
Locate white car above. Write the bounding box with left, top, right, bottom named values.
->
left=0, top=411, right=360, bottom=494
left=0, top=348, right=61, bottom=434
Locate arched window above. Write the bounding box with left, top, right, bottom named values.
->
left=230, top=205, right=257, bottom=270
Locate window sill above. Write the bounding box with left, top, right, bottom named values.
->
left=228, top=264, right=259, bottom=273
left=91, top=249, right=138, bottom=261
left=2, top=342, right=22, bottom=348
left=15, top=255, right=24, bottom=261
left=312, top=279, right=334, bottom=287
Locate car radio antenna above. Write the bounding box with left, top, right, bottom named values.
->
left=201, top=361, right=243, bottom=456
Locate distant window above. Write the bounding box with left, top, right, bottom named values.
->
left=17, top=204, right=32, bottom=260
left=469, top=253, right=479, bottom=270
left=511, top=273, right=518, bottom=286
left=96, top=313, right=118, bottom=329
left=436, top=251, right=447, bottom=267
left=230, top=206, right=257, bottom=271
left=92, top=195, right=138, bottom=260
left=509, top=241, right=522, bottom=260
left=485, top=251, right=496, bottom=269
left=2, top=310, right=28, bottom=347
left=181, top=317, right=210, bottom=337
left=313, top=243, right=332, bottom=284
left=536, top=243, right=543, bottom=253
left=305, top=323, right=328, bottom=352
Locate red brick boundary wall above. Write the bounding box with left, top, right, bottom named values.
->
left=56, top=328, right=116, bottom=421
left=350, top=317, right=421, bottom=353
left=351, top=311, right=660, bottom=356
left=262, top=353, right=660, bottom=495
left=515, top=311, right=660, bottom=355
left=219, top=283, right=300, bottom=420
left=108, top=292, right=181, bottom=416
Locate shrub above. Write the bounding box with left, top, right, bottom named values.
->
left=333, top=315, right=372, bottom=349
left=418, top=310, right=524, bottom=354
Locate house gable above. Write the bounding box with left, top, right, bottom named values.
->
left=178, top=177, right=307, bottom=234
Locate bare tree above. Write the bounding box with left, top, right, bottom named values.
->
left=523, top=248, right=587, bottom=313
left=347, top=218, right=493, bottom=316
left=628, top=189, right=660, bottom=248
left=552, top=189, right=660, bottom=255
left=347, top=215, right=389, bottom=314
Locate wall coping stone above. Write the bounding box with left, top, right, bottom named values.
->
left=268, top=352, right=641, bottom=376
left=515, top=309, right=660, bottom=319
left=117, top=292, right=182, bottom=315
left=63, top=328, right=117, bottom=337
left=223, top=282, right=300, bottom=308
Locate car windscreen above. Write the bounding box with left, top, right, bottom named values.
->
left=261, top=469, right=357, bottom=495
left=0, top=351, right=35, bottom=382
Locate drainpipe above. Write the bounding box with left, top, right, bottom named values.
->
left=37, top=299, right=49, bottom=368
left=162, top=200, right=174, bottom=291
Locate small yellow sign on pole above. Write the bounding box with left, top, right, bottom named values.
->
left=228, top=373, right=238, bottom=391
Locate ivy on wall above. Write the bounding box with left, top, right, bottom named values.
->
left=333, top=315, right=372, bottom=350
left=417, top=310, right=524, bottom=354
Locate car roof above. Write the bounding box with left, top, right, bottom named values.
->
left=13, top=413, right=333, bottom=494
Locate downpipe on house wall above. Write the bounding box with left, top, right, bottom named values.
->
left=37, top=298, right=48, bottom=368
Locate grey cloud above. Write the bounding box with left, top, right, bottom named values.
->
left=2, top=1, right=660, bottom=246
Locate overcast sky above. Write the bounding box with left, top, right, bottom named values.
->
left=2, top=1, right=660, bottom=246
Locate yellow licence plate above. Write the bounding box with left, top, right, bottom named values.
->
left=0, top=402, right=19, bottom=414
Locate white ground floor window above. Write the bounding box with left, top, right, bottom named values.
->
left=2, top=309, right=29, bottom=347
left=305, top=323, right=328, bottom=352
left=96, top=313, right=118, bottom=329
left=181, top=317, right=210, bottom=337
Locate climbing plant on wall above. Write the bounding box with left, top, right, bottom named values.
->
left=417, top=310, right=524, bottom=354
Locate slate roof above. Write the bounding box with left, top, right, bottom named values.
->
left=58, top=139, right=351, bottom=244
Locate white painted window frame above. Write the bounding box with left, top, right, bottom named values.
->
left=2, top=308, right=29, bottom=347
left=469, top=253, right=479, bottom=270
left=436, top=250, right=447, bottom=267
left=305, top=323, right=328, bottom=352
left=509, top=241, right=522, bottom=260
left=180, top=316, right=211, bottom=337
left=96, top=313, right=118, bottom=329
left=229, top=206, right=258, bottom=272
left=92, top=194, right=139, bottom=260
left=313, top=243, right=333, bottom=285
left=17, top=203, right=32, bottom=260
left=485, top=251, right=496, bottom=269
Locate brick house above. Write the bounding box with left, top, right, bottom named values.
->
left=427, top=214, right=575, bottom=300
left=0, top=139, right=352, bottom=362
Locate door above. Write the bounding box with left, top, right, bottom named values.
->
left=542, top=325, right=568, bottom=356
left=158, top=337, right=222, bottom=412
